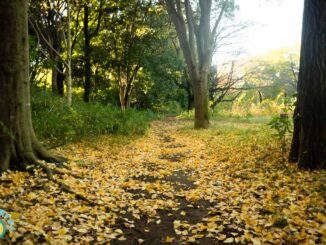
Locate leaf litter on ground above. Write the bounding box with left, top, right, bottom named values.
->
left=0, top=117, right=325, bottom=244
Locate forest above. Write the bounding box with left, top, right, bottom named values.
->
left=0, top=0, right=325, bottom=244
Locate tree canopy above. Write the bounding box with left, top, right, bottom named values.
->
left=0, top=0, right=325, bottom=244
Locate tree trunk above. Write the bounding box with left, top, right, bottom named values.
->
left=50, top=28, right=64, bottom=95
left=0, top=0, right=60, bottom=172
left=50, top=37, right=58, bottom=94
left=182, top=69, right=194, bottom=111
left=290, top=0, right=326, bottom=169
left=51, top=63, right=58, bottom=94
left=164, top=0, right=224, bottom=129
left=66, top=0, right=72, bottom=106
left=289, top=104, right=300, bottom=162
left=186, top=82, right=194, bottom=111
left=83, top=4, right=91, bottom=103
left=57, top=61, right=65, bottom=96
left=193, top=75, right=209, bottom=129
left=119, top=84, right=127, bottom=110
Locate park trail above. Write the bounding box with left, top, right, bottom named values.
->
left=111, top=117, right=241, bottom=245
left=1, top=117, right=325, bottom=244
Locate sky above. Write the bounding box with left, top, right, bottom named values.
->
left=214, top=0, right=304, bottom=64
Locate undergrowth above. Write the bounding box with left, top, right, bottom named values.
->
left=31, top=89, right=156, bottom=144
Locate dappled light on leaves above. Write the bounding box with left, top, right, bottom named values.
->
left=0, top=118, right=325, bottom=244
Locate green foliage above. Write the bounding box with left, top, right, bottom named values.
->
left=268, top=115, right=292, bottom=152
left=268, top=96, right=295, bottom=153
left=32, top=89, right=156, bottom=144
left=245, top=47, right=299, bottom=100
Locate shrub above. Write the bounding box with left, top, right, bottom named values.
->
left=31, top=89, right=156, bottom=144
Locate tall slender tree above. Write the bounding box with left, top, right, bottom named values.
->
left=289, top=0, right=326, bottom=170
left=164, top=0, right=230, bottom=129
left=0, top=0, right=61, bottom=172
left=83, top=0, right=104, bottom=102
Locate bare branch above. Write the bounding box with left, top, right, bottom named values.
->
left=184, top=0, right=196, bottom=56
left=29, top=18, right=69, bottom=71
left=212, top=0, right=229, bottom=39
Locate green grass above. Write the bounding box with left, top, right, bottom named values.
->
left=31, top=89, right=156, bottom=144
left=178, top=109, right=272, bottom=123
left=178, top=113, right=289, bottom=158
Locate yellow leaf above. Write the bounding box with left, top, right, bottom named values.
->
left=217, top=234, right=226, bottom=241
left=254, top=226, right=262, bottom=233
left=265, top=232, right=273, bottom=241
left=187, top=236, right=196, bottom=243
left=252, top=238, right=262, bottom=245
left=165, top=236, right=175, bottom=243
left=57, top=228, right=67, bottom=236
left=224, top=237, right=234, bottom=243
left=316, top=213, right=326, bottom=223
left=10, top=212, right=20, bottom=220
left=26, top=193, right=37, bottom=201
left=244, top=231, right=252, bottom=241
left=118, top=236, right=126, bottom=241
left=138, top=238, right=145, bottom=244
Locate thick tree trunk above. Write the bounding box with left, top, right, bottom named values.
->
left=290, top=0, right=326, bottom=169
left=164, top=0, right=221, bottom=129
left=83, top=4, right=92, bottom=103
left=0, top=0, right=60, bottom=172
left=193, top=75, right=209, bottom=129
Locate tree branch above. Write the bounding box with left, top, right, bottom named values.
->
left=212, top=0, right=229, bottom=39
left=29, top=17, right=69, bottom=69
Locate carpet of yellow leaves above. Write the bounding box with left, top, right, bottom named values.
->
left=0, top=117, right=325, bottom=244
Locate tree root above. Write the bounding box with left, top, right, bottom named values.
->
left=54, top=179, right=96, bottom=205
left=35, top=161, right=97, bottom=206
left=43, top=164, right=84, bottom=179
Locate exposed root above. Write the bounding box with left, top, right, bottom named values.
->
left=34, top=141, right=69, bottom=169
left=36, top=161, right=54, bottom=180
left=54, top=180, right=96, bottom=205
left=43, top=165, right=83, bottom=179
left=52, top=160, right=70, bottom=169
left=48, top=142, right=66, bottom=150
left=35, top=161, right=96, bottom=206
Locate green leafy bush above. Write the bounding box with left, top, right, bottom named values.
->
left=31, top=90, right=156, bottom=143
left=268, top=95, right=295, bottom=153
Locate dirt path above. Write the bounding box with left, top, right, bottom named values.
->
left=2, top=117, right=324, bottom=244
left=106, top=118, right=241, bottom=245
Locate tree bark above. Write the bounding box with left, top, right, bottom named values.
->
left=83, top=4, right=92, bottom=103
left=118, top=66, right=140, bottom=110
left=66, top=0, right=72, bottom=106
left=51, top=30, right=63, bottom=95
left=0, top=0, right=60, bottom=172
left=289, top=104, right=300, bottom=162
left=290, top=0, right=326, bottom=169
left=50, top=36, right=59, bottom=94
left=57, top=61, right=65, bottom=96
left=193, top=75, right=209, bottom=129
left=165, top=0, right=227, bottom=129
